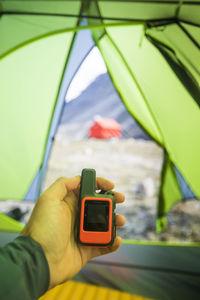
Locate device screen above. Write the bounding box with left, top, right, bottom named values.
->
left=84, top=200, right=109, bottom=232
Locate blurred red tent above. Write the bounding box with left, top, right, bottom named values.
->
left=89, top=118, right=122, bottom=139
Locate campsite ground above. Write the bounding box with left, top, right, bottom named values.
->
left=41, top=124, right=200, bottom=243
left=1, top=126, right=200, bottom=242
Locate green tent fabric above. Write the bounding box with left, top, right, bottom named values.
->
left=0, top=32, right=74, bottom=199
left=86, top=0, right=200, bottom=229
left=0, top=213, right=23, bottom=232
left=0, top=1, right=200, bottom=230
left=90, top=22, right=200, bottom=229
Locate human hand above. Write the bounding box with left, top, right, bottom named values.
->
left=21, top=176, right=126, bottom=289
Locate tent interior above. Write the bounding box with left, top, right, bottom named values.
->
left=0, top=0, right=200, bottom=299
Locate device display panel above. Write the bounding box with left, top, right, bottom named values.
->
left=83, top=200, right=109, bottom=232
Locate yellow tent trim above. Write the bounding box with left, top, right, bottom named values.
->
left=39, top=281, right=151, bottom=300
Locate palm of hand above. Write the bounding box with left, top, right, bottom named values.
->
left=38, top=191, right=88, bottom=288
left=21, top=176, right=125, bottom=289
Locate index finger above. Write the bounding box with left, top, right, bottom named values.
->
left=96, top=178, right=125, bottom=203
left=74, top=177, right=114, bottom=198
left=113, top=191, right=125, bottom=204
left=96, top=177, right=114, bottom=191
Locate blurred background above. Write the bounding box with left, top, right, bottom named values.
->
left=2, top=46, right=199, bottom=243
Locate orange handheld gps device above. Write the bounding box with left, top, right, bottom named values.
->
left=78, top=168, right=116, bottom=247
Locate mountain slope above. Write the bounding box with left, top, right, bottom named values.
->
left=61, top=73, right=149, bottom=139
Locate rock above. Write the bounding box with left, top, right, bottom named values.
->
left=134, top=182, right=146, bottom=199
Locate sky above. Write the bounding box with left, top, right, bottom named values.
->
left=65, top=47, right=107, bottom=102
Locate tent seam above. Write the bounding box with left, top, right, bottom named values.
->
left=1, top=11, right=178, bottom=23
left=177, top=21, right=200, bottom=49
left=0, top=21, right=144, bottom=60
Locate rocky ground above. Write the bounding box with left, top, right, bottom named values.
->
left=41, top=126, right=200, bottom=243
left=1, top=126, right=200, bottom=243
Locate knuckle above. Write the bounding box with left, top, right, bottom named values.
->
left=56, top=177, right=67, bottom=183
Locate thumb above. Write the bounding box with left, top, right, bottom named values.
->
left=85, top=237, right=122, bottom=260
